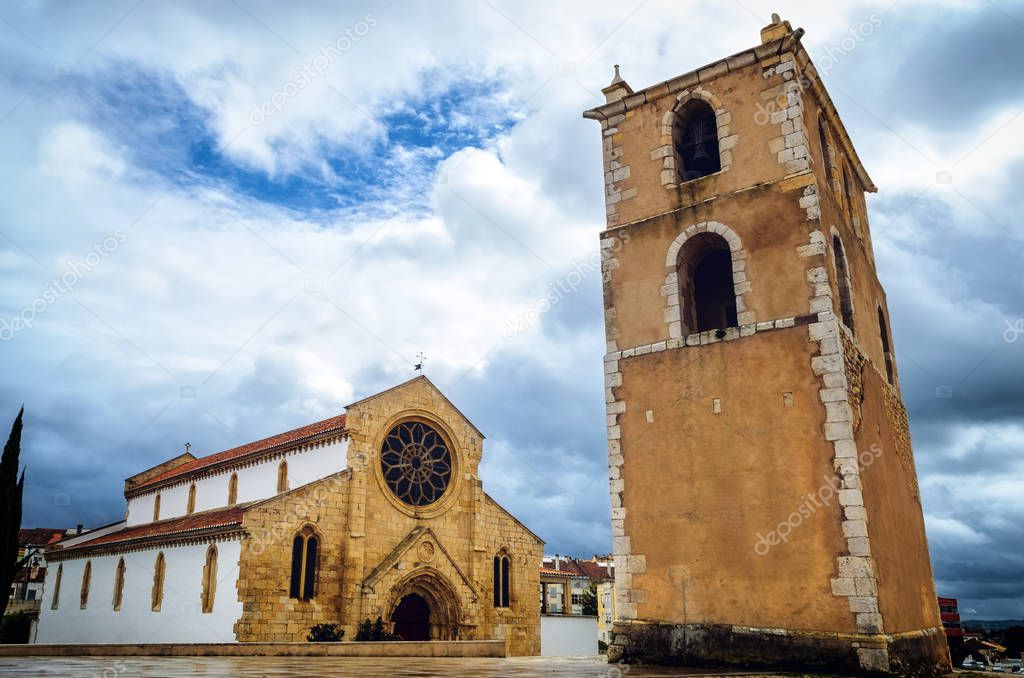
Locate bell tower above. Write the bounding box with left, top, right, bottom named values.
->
left=584, top=15, right=949, bottom=674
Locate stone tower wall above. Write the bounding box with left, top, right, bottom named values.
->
left=589, top=16, right=948, bottom=674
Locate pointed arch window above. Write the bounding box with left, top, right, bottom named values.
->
left=186, top=484, right=197, bottom=515
left=51, top=563, right=62, bottom=609
left=493, top=553, right=511, bottom=608
left=153, top=493, right=161, bottom=522
left=152, top=552, right=166, bottom=611
left=832, top=235, right=855, bottom=333
left=277, top=460, right=288, bottom=493
left=227, top=473, right=238, bottom=506
left=289, top=526, right=319, bottom=601
left=673, top=99, right=720, bottom=182
left=201, top=544, right=217, bottom=613
left=80, top=560, right=92, bottom=609
left=112, top=557, right=126, bottom=611
left=878, top=307, right=895, bottom=385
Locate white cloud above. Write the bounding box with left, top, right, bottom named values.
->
left=40, top=120, right=127, bottom=190
left=924, top=515, right=989, bottom=545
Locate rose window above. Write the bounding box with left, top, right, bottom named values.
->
left=380, top=421, right=452, bottom=507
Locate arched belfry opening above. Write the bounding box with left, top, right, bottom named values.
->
left=673, top=99, right=720, bottom=182
left=677, top=233, right=738, bottom=333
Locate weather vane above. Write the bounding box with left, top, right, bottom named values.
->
left=414, top=352, right=426, bottom=371
left=184, top=441, right=191, bottom=454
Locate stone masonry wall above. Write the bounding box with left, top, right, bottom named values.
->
left=341, top=377, right=542, bottom=656
left=235, top=470, right=351, bottom=641
left=234, top=378, right=542, bottom=656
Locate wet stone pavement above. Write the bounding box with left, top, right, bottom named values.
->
left=0, top=656, right=790, bottom=677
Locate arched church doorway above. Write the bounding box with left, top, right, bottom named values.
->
left=385, top=567, right=462, bottom=641
left=391, top=592, right=431, bottom=641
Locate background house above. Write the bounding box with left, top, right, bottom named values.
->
left=6, top=528, right=81, bottom=642
left=538, top=555, right=615, bottom=656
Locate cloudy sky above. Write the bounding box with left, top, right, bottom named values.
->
left=1, top=0, right=1021, bottom=619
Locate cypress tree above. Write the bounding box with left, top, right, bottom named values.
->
left=0, top=408, right=26, bottom=619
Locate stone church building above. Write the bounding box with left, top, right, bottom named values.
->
left=36, top=377, right=542, bottom=654
left=586, top=14, right=948, bottom=675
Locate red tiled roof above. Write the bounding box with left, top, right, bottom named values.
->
left=540, top=558, right=615, bottom=580
left=576, top=560, right=615, bottom=580
left=19, top=528, right=67, bottom=547
left=53, top=505, right=248, bottom=555
left=132, top=413, right=347, bottom=492
left=539, top=567, right=574, bottom=577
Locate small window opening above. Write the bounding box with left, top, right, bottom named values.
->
left=878, top=307, right=895, bottom=385
left=832, top=235, right=855, bottom=333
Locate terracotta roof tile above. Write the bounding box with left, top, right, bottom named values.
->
left=576, top=560, right=615, bottom=580
left=18, top=528, right=67, bottom=547
left=133, top=413, right=347, bottom=491
left=539, top=567, right=574, bottom=577
left=540, top=559, right=615, bottom=580
left=54, top=505, right=248, bottom=554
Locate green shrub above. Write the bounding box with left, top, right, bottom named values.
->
left=354, top=616, right=399, bottom=641
left=306, top=623, right=344, bottom=642
left=0, top=612, right=31, bottom=644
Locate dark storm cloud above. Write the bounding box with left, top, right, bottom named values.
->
left=837, top=3, right=1024, bottom=133
left=866, top=186, right=1024, bottom=616
left=873, top=189, right=1024, bottom=430
left=810, top=1, right=1024, bottom=617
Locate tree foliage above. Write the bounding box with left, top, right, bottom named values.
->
left=581, top=581, right=599, bottom=616
left=1004, top=625, right=1024, bottom=654
left=0, top=612, right=31, bottom=644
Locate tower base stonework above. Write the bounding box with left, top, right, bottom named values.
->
left=585, top=15, right=949, bottom=676
left=608, top=622, right=949, bottom=675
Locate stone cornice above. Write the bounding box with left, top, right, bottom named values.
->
left=583, top=29, right=876, bottom=194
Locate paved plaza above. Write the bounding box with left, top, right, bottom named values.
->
left=0, top=656, right=792, bottom=677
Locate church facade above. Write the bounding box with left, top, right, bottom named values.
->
left=586, top=15, right=948, bottom=675
left=36, top=377, right=542, bottom=654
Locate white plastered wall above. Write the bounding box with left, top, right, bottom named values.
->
left=35, top=538, right=242, bottom=644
